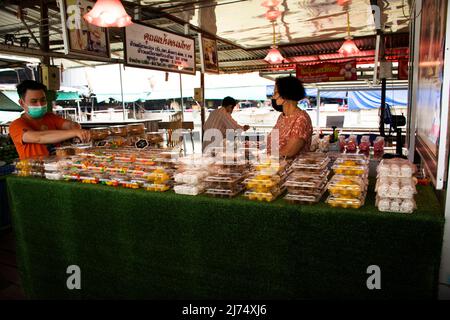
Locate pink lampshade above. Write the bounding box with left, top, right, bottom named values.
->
left=83, top=0, right=133, bottom=28
left=265, top=8, right=281, bottom=21
left=338, top=38, right=360, bottom=56
left=261, top=0, right=281, bottom=7
left=264, top=46, right=285, bottom=64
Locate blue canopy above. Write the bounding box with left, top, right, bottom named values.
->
left=348, top=90, right=408, bottom=111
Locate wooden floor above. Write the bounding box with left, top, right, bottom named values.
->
left=0, top=227, right=26, bottom=300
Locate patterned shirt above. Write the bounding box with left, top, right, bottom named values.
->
left=267, top=109, right=313, bottom=157
left=202, top=107, right=243, bottom=150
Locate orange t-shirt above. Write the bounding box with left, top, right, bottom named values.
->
left=9, top=112, right=67, bottom=160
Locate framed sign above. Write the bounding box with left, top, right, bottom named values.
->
left=124, top=21, right=196, bottom=75
left=58, top=0, right=110, bottom=58
left=199, top=34, right=219, bottom=74
left=296, top=61, right=357, bottom=83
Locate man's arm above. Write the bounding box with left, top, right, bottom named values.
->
left=23, top=129, right=90, bottom=144
left=61, top=119, right=81, bottom=130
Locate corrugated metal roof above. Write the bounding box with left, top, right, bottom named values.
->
left=0, top=1, right=410, bottom=74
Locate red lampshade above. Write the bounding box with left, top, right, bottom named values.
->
left=83, top=0, right=133, bottom=28
left=264, top=46, right=284, bottom=64
left=338, top=38, right=360, bottom=56
left=265, top=8, right=281, bottom=21
left=261, top=0, right=281, bottom=7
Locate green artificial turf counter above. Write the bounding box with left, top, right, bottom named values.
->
left=6, top=176, right=445, bottom=299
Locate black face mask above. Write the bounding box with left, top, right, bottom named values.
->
left=271, top=99, right=284, bottom=113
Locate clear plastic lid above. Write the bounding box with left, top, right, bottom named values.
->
left=332, top=163, right=368, bottom=175
left=326, top=192, right=366, bottom=209
left=327, top=175, right=367, bottom=197
left=284, top=188, right=326, bottom=204
left=174, top=171, right=209, bottom=184
left=204, top=174, right=244, bottom=189
left=174, top=184, right=205, bottom=196
left=244, top=175, right=280, bottom=188
left=244, top=190, right=282, bottom=202
left=43, top=172, right=61, bottom=180
left=143, top=183, right=171, bottom=192
left=291, top=153, right=330, bottom=170
left=284, top=171, right=329, bottom=189
left=205, top=187, right=243, bottom=198
left=377, top=158, right=417, bottom=178
left=375, top=177, right=417, bottom=198
left=376, top=197, right=416, bottom=213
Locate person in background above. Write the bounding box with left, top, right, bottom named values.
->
left=267, top=76, right=313, bottom=158
left=9, top=80, right=90, bottom=160
left=202, top=96, right=250, bottom=151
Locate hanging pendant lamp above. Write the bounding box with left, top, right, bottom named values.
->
left=84, top=0, right=133, bottom=28
left=338, top=11, right=360, bottom=56
left=264, top=22, right=285, bottom=64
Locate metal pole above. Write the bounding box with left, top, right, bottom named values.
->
left=316, top=90, right=320, bottom=128
left=201, top=72, right=205, bottom=142
left=179, top=73, right=184, bottom=116
left=119, top=63, right=126, bottom=121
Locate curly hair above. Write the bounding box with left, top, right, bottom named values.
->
left=275, top=76, right=306, bottom=102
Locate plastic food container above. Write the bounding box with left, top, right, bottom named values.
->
left=377, top=159, right=417, bottom=178
left=109, top=125, right=128, bottom=137
left=146, top=132, right=164, bottom=144
left=205, top=187, right=243, bottom=198
left=44, top=172, right=62, bottom=180
left=204, top=175, right=244, bottom=190
left=127, top=123, right=145, bottom=135
left=244, top=175, right=280, bottom=189
left=174, top=184, right=205, bottom=196
left=144, top=183, right=171, bottom=192
left=327, top=175, right=367, bottom=197
left=56, top=147, right=75, bottom=157
left=376, top=197, right=416, bottom=214
left=326, top=193, right=366, bottom=209
left=174, top=171, right=209, bottom=185
left=284, top=171, right=329, bottom=188
left=291, top=154, right=330, bottom=172
left=90, top=127, right=110, bottom=140
left=244, top=190, right=282, bottom=202
left=284, top=188, right=326, bottom=205
left=375, top=177, right=417, bottom=198
left=332, top=162, right=368, bottom=175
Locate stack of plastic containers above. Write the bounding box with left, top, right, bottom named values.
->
left=144, top=151, right=179, bottom=192
left=326, top=154, right=369, bottom=209
left=43, top=157, right=68, bottom=180
left=375, top=158, right=417, bottom=213
left=244, top=159, right=289, bottom=202
left=204, top=151, right=249, bottom=198
left=284, top=153, right=330, bottom=205
left=14, top=158, right=45, bottom=177
left=174, top=155, right=215, bottom=195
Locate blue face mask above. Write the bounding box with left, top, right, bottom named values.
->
left=27, top=105, right=47, bottom=119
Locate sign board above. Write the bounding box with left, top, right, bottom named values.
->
left=199, top=34, right=219, bottom=74
left=194, top=88, right=203, bottom=101
left=41, top=65, right=60, bottom=91
left=124, top=22, right=196, bottom=75
left=296, top=61, right=357, bottom=83
left=58, top=0, right=110, bottom=58
left=135, top=139, right=149, bottom=149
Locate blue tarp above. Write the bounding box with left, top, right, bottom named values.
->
left=348, top=90, right=408, bottom=111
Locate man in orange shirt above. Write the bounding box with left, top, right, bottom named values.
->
left=9, top=80, right=91, bottom=160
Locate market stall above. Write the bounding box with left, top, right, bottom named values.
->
left=6, top=175, right=443, bottom=299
